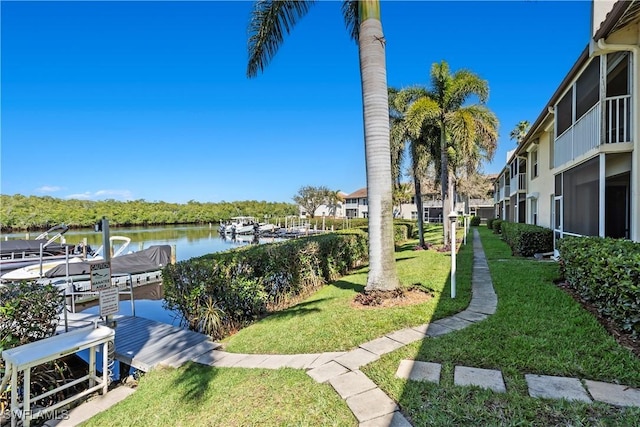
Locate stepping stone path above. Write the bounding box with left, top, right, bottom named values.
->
left=187, top=229, right=640, bottom=425
left=71, top=229, right=640, bottom=426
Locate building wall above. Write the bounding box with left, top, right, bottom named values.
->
left=527, top=129, right=556, bottom=228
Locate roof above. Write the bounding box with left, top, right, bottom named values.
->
left=345, top=188, right=367, bottom=199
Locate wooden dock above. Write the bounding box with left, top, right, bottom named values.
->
left=58, top=312, right=221, bottom=372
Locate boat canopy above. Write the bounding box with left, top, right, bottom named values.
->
left=44, top=245, right=172, bottom=278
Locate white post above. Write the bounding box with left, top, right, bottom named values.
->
left=463, top=215, right=468, bottom=245
left=449, top=211, right=457, bottom=299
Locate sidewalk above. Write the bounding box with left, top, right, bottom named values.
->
left=51, top=229, right=640, bottom=426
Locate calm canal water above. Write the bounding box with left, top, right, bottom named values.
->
left=4, top=224, right=281, bottom=326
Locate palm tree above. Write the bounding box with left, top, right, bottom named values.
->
left=247, top=0, right=399, bottom=291
left=392, top=182, right=413, bottom=218
left=403, top=61, right=498, bottom=244
left=389, top=87, right=437, bottom=248
left=327, top=190, right=345, bottom=219
left=510, top=120, right=530, bottom=145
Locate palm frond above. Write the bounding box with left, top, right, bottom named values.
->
left=341, top=0, right=359, bottom=42
left=448, top=69, right=489, bottom=107
left=247, top=0, right=315, bottom=78
left=405, top=96, right=441, bottom=138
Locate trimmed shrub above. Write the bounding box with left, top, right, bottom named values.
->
left=162, top=231, right=369, bottom=338
left=470, top=216, right=481, bottom=227
left=492, top=219, right=503, bottom=234
left=500, top=222, right=553, bottom=257
left=558, top=236, right=640, bottom=341
left=487, top=218, right=496, bottom=230
left=0, top=281, right=65, bottom=350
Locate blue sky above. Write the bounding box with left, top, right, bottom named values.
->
left=1, top=1, right=593, bottom=204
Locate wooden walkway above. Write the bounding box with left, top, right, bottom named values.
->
left=58, top=312, right=220, bottom=372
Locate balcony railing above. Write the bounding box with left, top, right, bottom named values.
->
left=554, top=95, right=632, bottom=168
left=606, top=95, right=631, bottom=144
left=554, top=102, right=600, bottom=167
left=508, top=174, right=526, bottom=195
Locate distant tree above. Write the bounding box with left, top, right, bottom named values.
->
left=392, top=183, right=413, bottom=218
left=326, top=190, right=345, bottom=218
left=510, top=120, right=530, bottom=145
left=293, top=186, right=331, bottom=219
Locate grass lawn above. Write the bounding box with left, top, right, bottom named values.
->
left=221, top=225, right=471, bottom=354
left=82, top=226, right=640, bottom=426
left=362, top=226, right=640, bottom=425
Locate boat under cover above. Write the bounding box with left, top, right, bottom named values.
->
left=43, top=245, right=172, bottom=279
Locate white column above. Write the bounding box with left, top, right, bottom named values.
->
left=599, top=153, right=606, bottom=237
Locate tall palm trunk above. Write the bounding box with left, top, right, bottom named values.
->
left=440, top=123, right=450, bottom=245
left=359, top=1, right=399, bottom=291
left=413, top=169, right=425, bottom=248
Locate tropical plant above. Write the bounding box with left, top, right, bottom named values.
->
left=403, top=61, right=498, bottom=244
left=326, top=190, right=345, bottom=219
left=389, top=86, right=438, bottom=248
left=392, top=183, right=413, bottom=218
left=246, top=0, right=399, bottom=290
left=510, top=120, right=530, bottom=145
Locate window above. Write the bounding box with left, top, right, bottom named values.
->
left=530, top=198, right=538, bottom=225
left=411, top=211, right=418, bottom=220
left=531, top=149, right=538, bottom=179
left=556, top=88, right=573, bottom=137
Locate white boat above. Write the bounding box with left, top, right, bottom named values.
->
left=0, top=224, right=74, bottom=273
left=219, top=217, right=277, bottom=235
left=219, top=216, right=257, bottom=235
left=40, top=244, right=172, bottom=292
left=1, top=236, right=131, bottom=282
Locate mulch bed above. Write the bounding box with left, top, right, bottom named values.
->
left=351, top=287, right=433, bottom=309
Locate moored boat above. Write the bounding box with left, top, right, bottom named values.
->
left=0, top=224, right=75, bottom=273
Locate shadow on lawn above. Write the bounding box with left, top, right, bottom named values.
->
left=171, top=361, right=217, bottom=404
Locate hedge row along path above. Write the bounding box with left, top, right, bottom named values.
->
left=63, top=230, right=640, bottom=426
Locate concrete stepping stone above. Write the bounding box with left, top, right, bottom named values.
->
left=386, top=327, right=427, bottom=345
left=525, top=374, right=592, bottom=403
left=229, top=354, right=271, bottom=368
left=307, top=352, right=347, bottom=369
left=307, top=360, right=350, bottom=383
left=395, top=360, right=441, bottom=384
left=455, top=309, right=489, bottom=323
left=359, top=411, right=412, bottom=427
left=345, top=388, right=398, bottom=423
left=193, top=350, right=235, bottom=366
left=256, top=354, right=296, bottom=369
left=424, top=322, right=454, bottom=337
left=454, top=366, right=506, bottom=393
left=329, top=370, right=377, bottom=399
left=360, top=336, right=405, bottom=355
left=283, top=353, right=323, bottom=369
left=585, top=380, right=640, bottom=407
left=436, top=316, right=474, bottom=331
left=333, top=348, right=380, bottom=371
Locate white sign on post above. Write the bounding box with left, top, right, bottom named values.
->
left=90, top=261, right=111, bottom=291
left=99, top=287, right=119, bottom=317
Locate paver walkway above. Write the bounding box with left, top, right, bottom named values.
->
left=61, top=229, right=640, bottom=426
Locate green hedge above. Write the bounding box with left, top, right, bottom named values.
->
left=500, top=222, right=553, bottom=257
left=492, top=219, right=503, bottom=234
left=558, top=237, right=640, bottom=341
left=162, top=231, right=368, bottom=338
left=470, top=216, right=481, bottom=226
left=487, top=218, right=496, bottom=230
